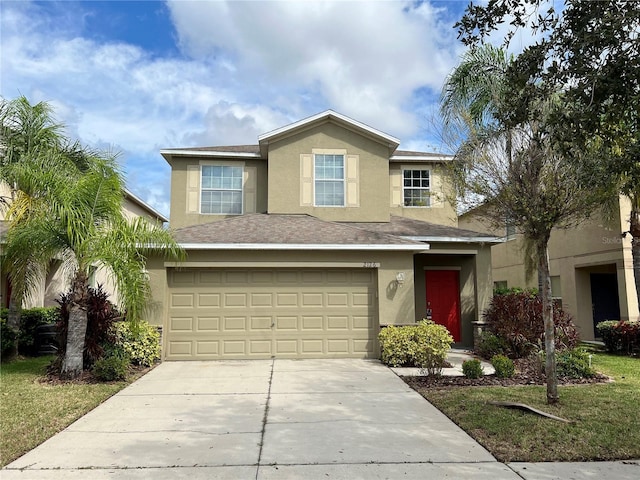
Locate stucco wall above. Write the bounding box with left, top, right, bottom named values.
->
left=266, top=122, right=391, bottom=222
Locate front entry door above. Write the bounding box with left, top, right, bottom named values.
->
left=590, top=273, right=620, bottom=334
left=425, top=270, right=461, bottom=342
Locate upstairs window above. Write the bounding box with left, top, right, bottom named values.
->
left=315, top=154, right=345, bottom=206
left=201, top=165, right=243, bottom=214
left=403, top=169, right=430, bottom=207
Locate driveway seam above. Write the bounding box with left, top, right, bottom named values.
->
left=255, top=358, right=275, bottom=480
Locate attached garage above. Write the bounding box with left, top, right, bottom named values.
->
left=165, top=267, right=378, bottom=360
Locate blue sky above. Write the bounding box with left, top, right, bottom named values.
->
left=1, top=0, right=534, bottom=217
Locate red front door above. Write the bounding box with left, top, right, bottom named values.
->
left=425, top=270, right=461, bottom=342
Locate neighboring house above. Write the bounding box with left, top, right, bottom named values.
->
left=459, top=196, right=639, bottom=341
left=147, top=110, right=501, bottom=361
left=0, top=185, right=168, bottom=309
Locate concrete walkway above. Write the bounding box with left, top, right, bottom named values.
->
left=3, top=359, right=639, bottom=479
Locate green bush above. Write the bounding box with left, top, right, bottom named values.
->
left=491, top=354, right=515, bottom=378
left=554, top=348, right=595, bottom=378
left=18, top=307, right=60, bottom=356
left=596, top=320, right=640, bottom=355
left=92, top=348, right=130, bottom=381
left=475, top=332, right=509, bottom=359
left=379, top=320, right=453, bottom=375
left=1, top=317, right=18, bottom=360
left=462, top=358, right=484, bottom=378
left=111, top=320, right=160, bottom=367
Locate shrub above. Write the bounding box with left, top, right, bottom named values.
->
left=1, top=317, right=18, bottom=360
left=56, top=285, right=122, bottom=369
left=462, top=358, right=484, bottom=378
left=111, top=320, right=160, bottom=367
left=491, top=354, right=515, bottom=378
left=18, top=307, right=60, bottom=356
left=483, top=291, right=580, bottom=358
left=596, top=320, right=640, bottom=355
left=553, top=348, right=595, bottom=378
left=475, top=331, right=509, bottom=359
left=379, top=320, right=453, bottom=375
left=92, top=348, right=130, bottom=381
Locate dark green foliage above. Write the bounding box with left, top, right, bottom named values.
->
left=462, top=358, right=484, bottom=379
left=56, top=285, right=121, bottom=369
left=17, top=307, right=59, bottom=356
left=483, top=291, right=580, bottom=358
left=553, top=348, right=595, bottom=379
left=491, top=354, right=515, bottom=378
left=596, top=320, right=640, bottom=356
left=475, top=332, right=509, bottom=359
left=92, top=348, right=130, bottom=381
left=1, top=317, right=18, bottom=360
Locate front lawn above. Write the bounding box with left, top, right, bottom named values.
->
left=0, top=356, right=138, bottom=467
left=408, top=353, right=640, bottom=462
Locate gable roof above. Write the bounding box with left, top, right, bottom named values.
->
left=347, top=216, right=503, bottom=244
left=172, top=213, right=428, bottom=251
left=123, top=189, right=169, bottom=223
left=257, top=110, right=400, bottom=157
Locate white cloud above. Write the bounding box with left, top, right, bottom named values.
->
left=167, top=0, right=463, bottom=138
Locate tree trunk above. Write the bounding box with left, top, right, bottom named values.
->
left=539, top=245, right=558, bottom=404
left=629, top=203, right=640, bottom=320
left=6, top=292, right=21, bottom=358
left=61, top=271, right=89, bottom=379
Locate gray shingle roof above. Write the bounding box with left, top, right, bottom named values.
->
left=173, top=214, right=425, bottom=247
left=162, top=145, right=261, bottom=155
left=345, top=216, right=499, bottom=241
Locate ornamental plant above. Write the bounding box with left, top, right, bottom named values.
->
left=379, top=320, right=453, bottom=375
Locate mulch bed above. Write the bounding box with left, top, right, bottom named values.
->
left=403, top=357, right=611, bottom=388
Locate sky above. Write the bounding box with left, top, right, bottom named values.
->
left=0, top=0, right=543, bottom=218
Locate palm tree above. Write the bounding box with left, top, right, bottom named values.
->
left=1, top=96, right=68, bottom=354
left=3, top=152, right=183, bottom=377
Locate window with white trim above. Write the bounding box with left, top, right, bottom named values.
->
left=403, top=169, right=430, bottom=207
left=201, top=165, right=243, bottom=214
left=315, top=154, right=345, bottom=206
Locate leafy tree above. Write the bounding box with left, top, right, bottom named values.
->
left=456, top=0, right=640, bottom=319
left=1, top=97, right=184, bottom=377
left=441, top=45, right=612, bottom=403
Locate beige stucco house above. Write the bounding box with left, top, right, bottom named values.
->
left=147, top=110, right=501, bottom=360
left=0, top=186, right=168, bottom=309
left=459, top=196, right=639, bottom=341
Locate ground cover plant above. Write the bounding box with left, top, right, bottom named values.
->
left=0, top=356, right=144, bottom=467
left=404, top=353, right=640, bottom=462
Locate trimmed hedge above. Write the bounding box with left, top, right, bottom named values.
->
left=596, top=320, right=640, bottom=355
left=379, top=320, right=453, bottom=375
left=462, top=358, right=484, bottom=378
left=110, top=320, right=160, bottom=367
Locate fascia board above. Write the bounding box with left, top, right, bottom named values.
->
left=178, top=243, right=430, bottom=251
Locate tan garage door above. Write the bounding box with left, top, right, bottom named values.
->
left=165, top=268, right=378, bottom=360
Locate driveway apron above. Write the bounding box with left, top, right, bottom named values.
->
left=3, top=359, right=520, bottom=479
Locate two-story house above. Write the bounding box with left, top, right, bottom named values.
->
left=147, top=111, right=500, bottom=360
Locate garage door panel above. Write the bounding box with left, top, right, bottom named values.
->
left=166, top=268, right=378, bottom=360
left=197, top=317, right=220, bottom=331
left=170, top=317, right=193, bottom=331
left=198, top=293, right=220, bottom=307
left=171, top=293, right=194, bottom=308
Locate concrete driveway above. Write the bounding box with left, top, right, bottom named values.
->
left=4, top=359, right=637, bottom=479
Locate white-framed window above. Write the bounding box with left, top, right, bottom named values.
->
left=314, top=154, right=345, bottom=206
left=403, top=169, right=430, bottom=207
left=201, top=165, right=243, bottom=214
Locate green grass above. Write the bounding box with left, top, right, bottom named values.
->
left=0, top=356, right=136, bottom=467
left=412, top=353, right=640, bottom=462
